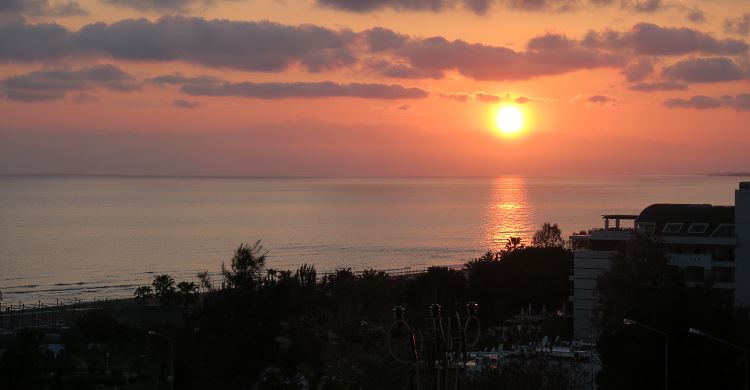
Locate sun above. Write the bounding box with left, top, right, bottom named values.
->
left=496, top=106, right=524, bottom=135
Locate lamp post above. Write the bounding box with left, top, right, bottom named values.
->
left=689, top=328, right=748, bottom=390
left=148, top=331, right=174, bottom=390
left=623, top=318, right=668, bottom=390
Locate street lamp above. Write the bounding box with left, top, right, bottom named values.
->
left=148, top=331, right=174, bottom=390
left=623, top=318, right=668, bottom=390
left=688, top=328, right=748, bottom=390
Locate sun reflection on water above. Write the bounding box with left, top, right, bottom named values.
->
left=482, top=177, right=534, bottom=252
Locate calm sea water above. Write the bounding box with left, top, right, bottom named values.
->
left=0, top=175, right=745, bottom=304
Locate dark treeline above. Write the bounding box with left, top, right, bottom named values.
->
left=16, top=224, right=750, bottom=390
left=15, top=222, right=750, bottom=389
left=0, top=224, right=575, bottom=389
left=174, top=236, right=573, bottom=389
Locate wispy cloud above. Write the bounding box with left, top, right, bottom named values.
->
left=0, top=64, right=139, bottom=102
left=725, top=14, right=750, bottom=36
left=0, top=0, right=87, bottom=18
left=172, top=99, right=200, bottom=108
left=628, top=81, right=687, bottom=92
left=664, top=94, right=750, bottom=111
left=571, top=94, right=619, bottom=106
left=181, top=81, right=429, bottom=100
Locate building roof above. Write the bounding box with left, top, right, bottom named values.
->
left=636, top=204, right=734, bottom=237
left=601, top=214, right=638, bottom=220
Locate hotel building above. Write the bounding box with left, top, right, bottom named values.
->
left=570, top=182, right=750, bottom=340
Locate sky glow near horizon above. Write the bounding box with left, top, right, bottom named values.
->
left=1, top=0, right=749, bottom=176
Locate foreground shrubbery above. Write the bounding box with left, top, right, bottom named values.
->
left=169, top=236, right=572, bottom=389
left=1, top=227, right=575, bottom=390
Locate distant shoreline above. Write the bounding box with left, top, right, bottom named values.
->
left=705, top=172, right=750, bottom=177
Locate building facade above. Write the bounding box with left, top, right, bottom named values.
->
left=571, top=182, right=750, bottom=340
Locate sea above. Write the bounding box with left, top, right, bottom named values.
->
left=0, top=175, right=746, bottom=305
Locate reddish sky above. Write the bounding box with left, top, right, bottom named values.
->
left=1, top=0, right=749, bottom=176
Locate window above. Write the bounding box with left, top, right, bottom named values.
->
left=712, top=267, right=735, bottom=283
left=638, top=222, right=655, bottom=236
left=712, top=247, right=735, bottom=262
left=684, top=266, right=705, bottom=283
left=662, top=223, right=683, bottom=234
left=688, top=223, right=709, bottom=234
left=712, top=224, right=735, bottom=237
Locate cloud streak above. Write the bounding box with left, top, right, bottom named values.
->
left=628, top=81, right=687, bottom=92
left=316, top=0, right=494, bottom=14
left=442, top=91, right=532, bottom=104
left=315, top=0, right=672, bottom=14
left=663, top=94, right=750, bottom=111
left=172, top=99, right=200, bottom=108
left=181, top=81, right=429, bottom=100
left=0, top=64, right=139, bottom=102
left=100, top=0, right=220, bottom=12
left=0, top=0, right=87, bottom=18
left=571, top=94, right=619, bottom=105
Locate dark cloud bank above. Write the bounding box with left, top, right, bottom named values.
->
left=2, top=17, right=746, bottom=83
left=2, top=16, right=749, bottom=105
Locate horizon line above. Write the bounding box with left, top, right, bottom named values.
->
left=1, top=172, right=748, bottom=180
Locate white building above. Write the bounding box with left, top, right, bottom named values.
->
left=570, top=182, right=750, bottom=340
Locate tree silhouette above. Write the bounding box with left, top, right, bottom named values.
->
left=177, top=281, right=199, bottom=306
left=465, top=246, right=571, bottom=324
left=222, top=240, right=268, bottom=290
left=294, top=264, right=317, bottom=290
left=134, top=285, right=153, bottom=305
left=532, top=222, right=565, bottom=248
left=197, top=271, right=214, bottom=292
left=152, top=274, right=176, bottom=305
left=503, top=236, right=525, bottom=253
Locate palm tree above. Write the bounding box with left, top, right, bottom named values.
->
left=134, top=285, right=153, bottom=305
left=503, top=237, right=525, bottom=253
left=197, top=271, right=214, bottom=292
left=221, top=240, right=268, bottom=290
left=152, top=274, right=176, bottom=305
left=177, top=281, right=199, bottom=306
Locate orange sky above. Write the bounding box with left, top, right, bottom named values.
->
left=0, top=0, right=749, bottom=175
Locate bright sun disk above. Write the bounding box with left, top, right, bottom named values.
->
left=496, top=106, right=524, bottom=135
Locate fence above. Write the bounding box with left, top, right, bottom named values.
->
left=317, top=263, right=466, bottom=280
left=195, top=263, right=467, bottom=287
left=0, top=263, right=468, bottom=331
left=0, top=298, right=120, bottom=332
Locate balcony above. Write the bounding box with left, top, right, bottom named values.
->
left=667, top=253, right=712, bottom=269
left=571, top=228, right=633, bottom=241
